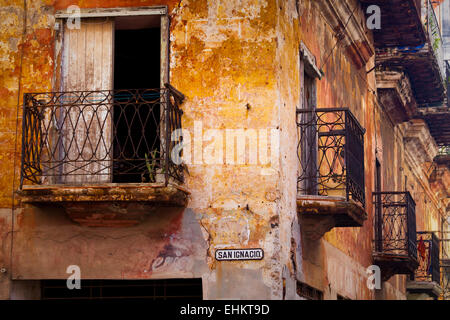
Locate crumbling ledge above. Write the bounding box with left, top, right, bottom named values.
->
left=17, top=183, right=189, bottom=227
left=407, top=280, right=443, bottom=300
left=297, top=195, right=367, bottom=240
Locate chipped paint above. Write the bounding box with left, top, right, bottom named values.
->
left=0, top=0, right=447, bottom=300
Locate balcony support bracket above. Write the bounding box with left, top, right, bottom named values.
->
left=297, top=195, right=367, bottom=240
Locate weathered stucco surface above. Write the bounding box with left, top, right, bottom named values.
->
left=290, top=0, right=378, bottom=300
left=0, top=0, right=448, bottom=300
left=1, top=0, right=285, bottom=300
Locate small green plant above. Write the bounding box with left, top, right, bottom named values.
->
left=143, top=150, right=159, bottom=182
left=433, top=37, right=441, bottom=51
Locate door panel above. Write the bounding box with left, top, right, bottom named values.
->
left=60, top=19, right=114, bottom=184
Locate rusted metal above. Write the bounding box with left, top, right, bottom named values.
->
left=414, top=231, right=440, bottom=283
left=20, top=86, right=185, bottom=187
left=41, top=278, right=203, bottom=300
left=372, top=191, right=419, bottom=281
left=296, top=108, right=365, bottom=208
left=425, top=0, right=444, bottom=77
left=418, top=62, right=450, bottom=148
left=367, top=0, right=445, bottom=106
left=375, top=49, right=445, bottom=106
left=360, top=0, right=426, bottom=48
left=439, top=227, right=450, bottom=299
left=373, top=192, right=418, bottom=260
left=296, top=281, right=323, bottom=300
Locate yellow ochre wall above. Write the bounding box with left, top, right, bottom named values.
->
left=0, top=0, right=447, bottom=300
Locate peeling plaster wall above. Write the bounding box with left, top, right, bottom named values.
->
left=273, top=0, right=300, bottom=300
left=0, top=0, right=55, bottom=299
left=394, top=120, right=445, bottom=234
left=292, top=0, right=380, bottom=300
left=0, top=0, right=54, bottom=207
left=0, top=0, right=448, bottom=300
left=0, top=209, right=12, bottom=299
left=0, top=0, right=381, bottom=300
left=13, top=206, right=208, bottom=279
left=171, top=0, right=283, bottom=299
left=1, top=0, right=286, bottom=300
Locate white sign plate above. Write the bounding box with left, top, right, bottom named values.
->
left=215, top=248, right=264, bottom=261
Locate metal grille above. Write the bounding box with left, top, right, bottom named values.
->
left=297, top=108, right=365, bottom=207
left=447, top=61, right=450, bottom=108
left=414, top=231, right=440, bottom=283
left=441, top=261, right=450, bottom=300
left=41, top=279, right=203, bottom=300
left=425, top=0, right=444, bottom=79
left=373, top=192, right=417, bottom=260
left=440, top=227, right=450, bottom=299
left=296, top=281, right=323, bottom=300
left=20, top=84, right=185, bottom=187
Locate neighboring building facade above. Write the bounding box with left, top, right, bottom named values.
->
left=0, top=0, right=448, bottom=300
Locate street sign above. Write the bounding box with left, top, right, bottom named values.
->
left=215, top=248, right=264, bottom=261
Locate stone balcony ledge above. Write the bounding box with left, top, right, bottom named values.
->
left=376, top=70, right=417, bottom=124
left=407, top=280, right=443, bottom=299
left=372, top=252, right=419, bottom=281
left=17, top=183, right=189, bottom=227
left=297, top=195, right=367, bottom=240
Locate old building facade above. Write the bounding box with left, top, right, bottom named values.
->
left=0, top=0, right=448, bottom=300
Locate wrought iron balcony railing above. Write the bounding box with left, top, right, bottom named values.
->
left=414, top=231, right=440, bottom=283
left=446, top=60, right=450, bottom=105
left=441, top=238, right=450, bottom=298
left=373, top=192, right=418, bottom=261
left=424, top=0, right=445, bottom=79
left=20, top=84, right=185, bottom=187
left=297, top=108, right=365, bottom=208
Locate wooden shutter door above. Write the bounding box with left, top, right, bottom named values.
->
left=60, top=18, right=114, bottom=184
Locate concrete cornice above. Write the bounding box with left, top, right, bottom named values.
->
left=403, top=119, right=439, bottom=164
left=376, top=70, right=416, bottom=111
left=376, top=70, right=417, bottom=123
left=407, top=280, right=443, bottom=299
left=430, top=165, right=450, bottom=198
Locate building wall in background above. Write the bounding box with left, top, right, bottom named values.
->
left=0, top=0, right=447, bottom=300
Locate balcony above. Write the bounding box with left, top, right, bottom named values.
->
left=434, top=146, right=450, bottom=167
left=18, top=84, right=188, bottom=227
left=417, top=61, right=450, bottom=152
left=441, top=237, right=450, bottom=300
left=415, top=232, right=440, bottom=283
left=360, top=0, right=425, bottom=48
left=368, top=0, right=445, bottom=109
left=429, top=147, right=450, bottom=200
left=407, top=232, right=442, bottom=299
left=373, top=192, right=418, bottom=281
left=296, top=108, right=367, bottom=240
left=424, top=0, right=445, bottom=80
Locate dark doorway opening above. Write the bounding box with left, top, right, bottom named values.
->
left=113, top=19, right=161, bottom=183
left=41, top=278, right=203, bottom=300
